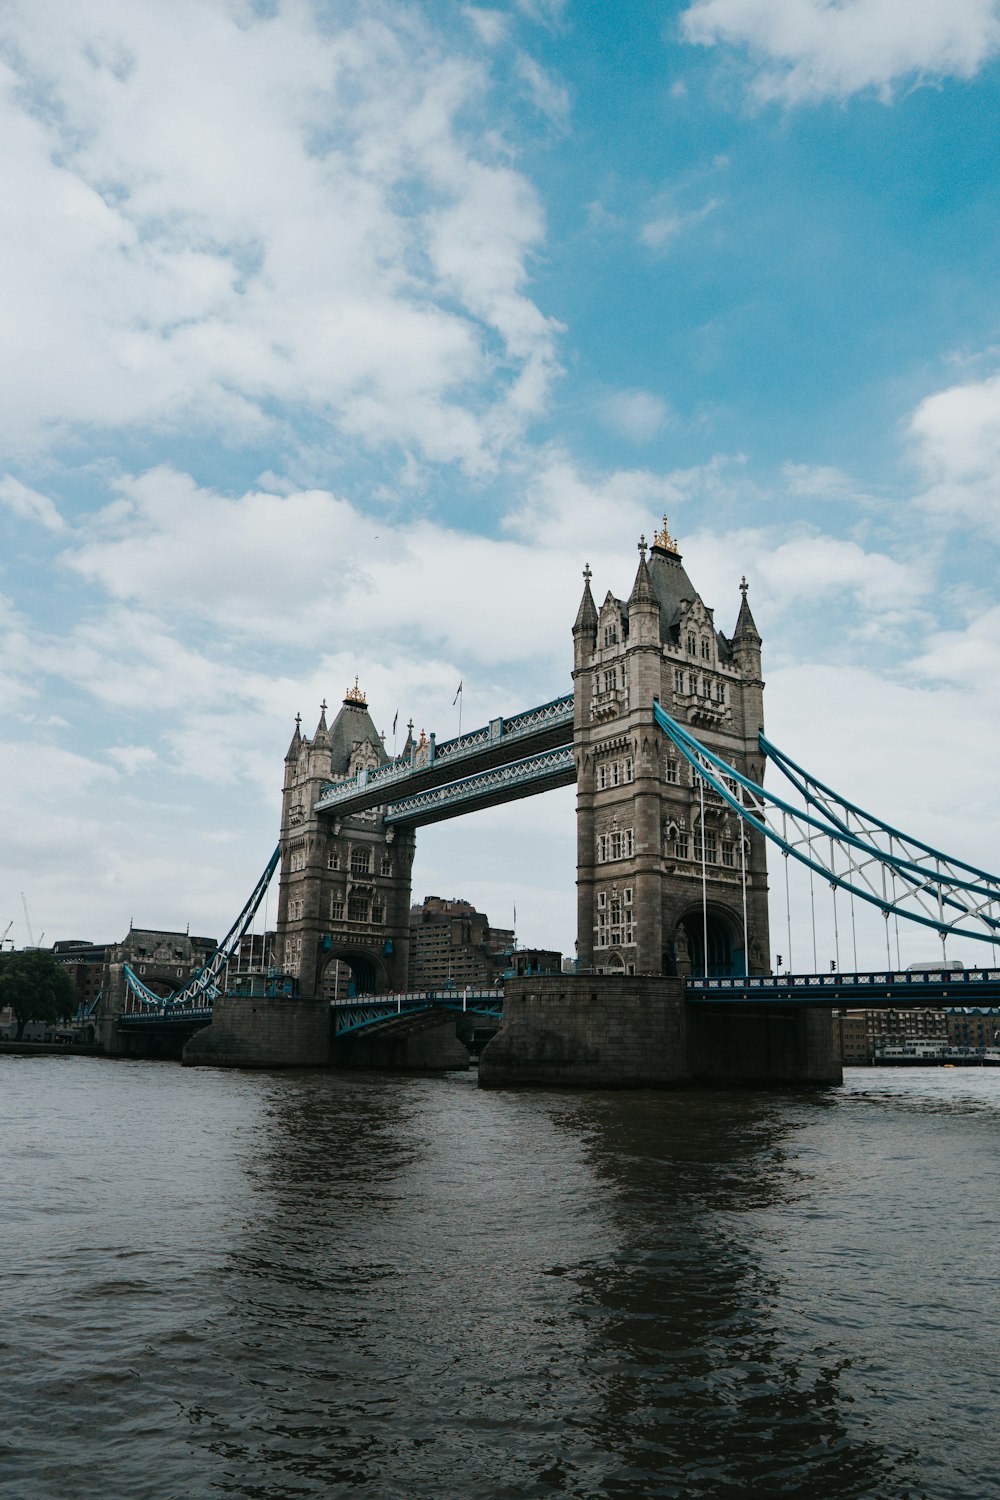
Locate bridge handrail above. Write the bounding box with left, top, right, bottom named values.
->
left=315, top=693, right=574, bottom=808
left=331, top=989, right=504, bottom=1006
left=687, top=968, right=1000, bottom=992
left=385, top=744, right=575, bottom=822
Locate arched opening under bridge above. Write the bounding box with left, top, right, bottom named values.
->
left=320, top=947, right=388, bottom=1000
left=678, top=904, right=745, bottom=978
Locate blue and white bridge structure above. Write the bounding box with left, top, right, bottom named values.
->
left=118, top=846, right=281, bottom=1027
left=118, top=690, right=1000, bottom=1040
left=652, top=699, right=1000, bottom=973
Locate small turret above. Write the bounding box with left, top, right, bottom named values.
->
left=284, top=713, right=302, bottom=762
left=732, top=576, right=761, bottom=647
left=573, top=563, right=598, bottom=637
left=628, top=534, right=656, bottom=607
left=312, top=700, right=330, bottom=746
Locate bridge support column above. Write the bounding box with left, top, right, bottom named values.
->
left=182, top=995, right=331, bottom=1068
left=480, top=976, right=842, bottom=1088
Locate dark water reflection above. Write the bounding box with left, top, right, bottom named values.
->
left=2, top=1060, right=998, bottom=1498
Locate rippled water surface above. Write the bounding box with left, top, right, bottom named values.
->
left=2, top=1059, right=998, bottom=1499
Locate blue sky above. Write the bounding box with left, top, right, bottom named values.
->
left=2, top=0, right=999, bottom=966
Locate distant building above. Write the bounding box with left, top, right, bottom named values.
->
left=108, top=927, right=217, bottom=1000
left=407, top=896, right=513, bottom=990
left=837, top=1006, right=949, bottom=1063
left=52, top=939, right=109, bottom=1015
left=510, top=948, right=563, bottom=978
left=946, top=1009, right=1000, bottom=1049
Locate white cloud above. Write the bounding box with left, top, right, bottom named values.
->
left=599, top=389, right=672, bottom=443
left=515, top=53, right=571, bottom=122
left=108, top=745, right=158, bottom=774
left=681, top=0, right=1000, bottom=103
left=463, top=8, right=510, bottom=47
left=640, top=198, right=719, bottom=250
left=910, top=604, right=1000, bottom=691
left=0, top=476, right=64, bottom=531
left=0, top=0, right=559, bottom=469
left=909, top=368, right=1000, bottom=538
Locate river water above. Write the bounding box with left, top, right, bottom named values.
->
left=2, top=1058, right=998, bottom=1500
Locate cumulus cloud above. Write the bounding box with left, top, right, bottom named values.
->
left=515, top=53, right=571, bottom=122
left=0, top=0, right=559, bottom=469
left=599, top=389, right=672, bottom=443
left=640, top=197, right=720, bottom=250
left=108, top=745, right=158, bottom=774
left=680, top=0, right=1000, bottom=103
left=910, top=368, right=1000, bottom=538
left=0, top=476, right=64, bottom=531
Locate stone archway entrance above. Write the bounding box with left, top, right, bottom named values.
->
left=321, top=947, right=388, bottom=1000
left=679, top=905, right=744, bottom=978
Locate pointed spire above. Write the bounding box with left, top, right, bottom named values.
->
left=733, top=576, right=761, bottom=643
left=284, top=712, right=302, bottom=761
left=628, top=535, right=655, bottom=607
left=573, top=563, right=598, bottom=635
left=403, top=718, right=415, bottom=756
left=313, top=699, right=330, bottom=744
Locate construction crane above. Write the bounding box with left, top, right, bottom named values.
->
left=1, top=920, right=12, bottom=949
left=21, top=893, right=35, bottom=948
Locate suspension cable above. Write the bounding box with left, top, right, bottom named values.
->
left=740, top=825, right=749, bottom=977
left=699, top=773, right=708, bottom=977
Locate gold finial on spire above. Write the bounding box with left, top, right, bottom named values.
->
left=652, top=514, right=678, bottom=555
left=344, top=675, right=367, bottom=707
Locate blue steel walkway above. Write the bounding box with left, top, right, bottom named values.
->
left=331, top=990, right=504, bottom=1034
left=686, top=967, right=1000, bottom=1007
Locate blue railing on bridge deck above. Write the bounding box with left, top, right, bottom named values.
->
left=117, top=1007, right=214, bottom=1027
left=331, top=990, right=504, bottom=1034
left=686, top=967, right=1000, bottom=1006
left=314, top=693, right=574, bottom=811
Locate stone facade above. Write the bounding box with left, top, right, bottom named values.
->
left=572, top=518, right=770, bottom=979
left=277, top=684, right=415, bottom=1000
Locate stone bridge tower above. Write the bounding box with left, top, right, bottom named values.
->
left=573, top=519, right=770, bottom=978
left=277, top=682, right=415, bottom=999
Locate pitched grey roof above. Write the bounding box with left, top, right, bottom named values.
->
left=327, top=699, right=390, bottom=776
left=646, top=545, right=700, bottom=644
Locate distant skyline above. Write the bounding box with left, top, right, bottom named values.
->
left=2, top=0, right=999, bottom=966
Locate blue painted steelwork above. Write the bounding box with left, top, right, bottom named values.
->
left=118, top=1008, right=214, bottom=1028
left=331, top=990, right=504, bottom=1035
left=383, top=745, right=575, bottom=825
left=315, top=693, right=573, bottom=813
left=686, top=968, right=1000, bottom=1007
left=121, top=845, right=281, bottom=1016
left=653, top=701, right=1000, bottom=947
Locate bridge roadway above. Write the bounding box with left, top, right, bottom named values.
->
left=687, top=966, right=1000, bottom=1006
left=313, top=693, right=575, bottom=824
left=114, top=967, right=1000, bottom=1030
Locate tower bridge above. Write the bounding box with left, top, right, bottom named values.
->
left=103, top=516, right=1000, bottom=1086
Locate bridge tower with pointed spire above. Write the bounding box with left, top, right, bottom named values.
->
left=277, top=681, right=415, bottom=999
left=572, top=519, right=770, bottom=979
